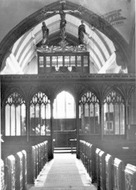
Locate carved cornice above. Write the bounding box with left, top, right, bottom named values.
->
left=1, top=73, right=135, bottom=82
left=1, top=73, right=135, bottom=104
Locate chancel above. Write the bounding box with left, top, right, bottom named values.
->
left=0, top=0, right=136, bottom=190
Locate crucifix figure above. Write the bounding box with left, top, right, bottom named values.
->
left=59, top=8, right=67, bottom=41
left=43, top=0, right=81, bottom=45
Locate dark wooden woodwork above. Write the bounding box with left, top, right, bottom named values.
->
left=1, top=73, right=135, bottom=161
left=37, top=50, right=90, bottom=74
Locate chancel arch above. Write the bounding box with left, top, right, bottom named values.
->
left=0, top=1, right=129, bottom=74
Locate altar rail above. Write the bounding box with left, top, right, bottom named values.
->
left=80, top=140, right=136, bottom=190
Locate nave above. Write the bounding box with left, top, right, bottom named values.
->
left=1, top=139, right=136, bottom=190
left=29, top=153, right=97, bottom=190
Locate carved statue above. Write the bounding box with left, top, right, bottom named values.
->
left=42, top=0, right=81, bottom=44
left=78, top=20, right=86, bottom=44
left=59, top=9, right=67, bottom=41
left=41, top=21, right=49, bottom=45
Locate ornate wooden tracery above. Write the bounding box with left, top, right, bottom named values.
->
left=103, top=91, right=125, bottom=135
left=1, top=74, right=135, bottom=139
left=79, top=91, right=100, bottom=134
left=30, top=92, right=51, bottom=136
left=5, top=92, right=26, bottom=136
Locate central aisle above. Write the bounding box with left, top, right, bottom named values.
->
left=30, top=154, right=97, bottom=190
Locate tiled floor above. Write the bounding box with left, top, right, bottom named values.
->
left=29, top=154, right=97, bottom=190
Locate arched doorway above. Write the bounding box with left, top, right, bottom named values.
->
left=53, top=91, right=76, bottom=147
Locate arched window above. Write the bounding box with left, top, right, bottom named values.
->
left=5, top=92, right=26, bottom=136
left=30, top=92, right=51, bottom=136
left=79, top=91, right=100, bottom=134
left=103, top=91, right=125, bottom=135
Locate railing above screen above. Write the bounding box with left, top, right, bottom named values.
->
left=37, top=48, right=90, bottom=74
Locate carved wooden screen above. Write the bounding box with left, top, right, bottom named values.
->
left=103, top=91, right=125, bottom=135
left=5, top=92, right=26, bottom=136
left=79, top=92, right=100, bottom=134
left=30, top=92, right=51, bottom=136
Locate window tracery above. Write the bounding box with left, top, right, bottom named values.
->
left=79, top=91, right=100, bottom=134
left=103, top=91, right=125, bottom=135
left=30, top=92, right=51, bottom=136
left=5, top=92, right=26, bottom=136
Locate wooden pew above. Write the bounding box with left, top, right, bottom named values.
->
left=99, top=150, right=106, bottom=190
left=124, top=164, right=136, bottom=190
left=5, top=155, right=16, bottom=190
left=113, top=158, right=125, bottom=190
left=105, top=154, right=114, bottom=190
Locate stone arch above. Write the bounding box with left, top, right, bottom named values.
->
left=0, top=1, right=129, bottom=71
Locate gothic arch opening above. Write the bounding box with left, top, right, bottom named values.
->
left=53, top=90, right=76, bottom=147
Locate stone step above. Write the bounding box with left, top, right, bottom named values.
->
left=29, top=186, right=96, bottom=190
left=54, top=147, right=76, bottom=153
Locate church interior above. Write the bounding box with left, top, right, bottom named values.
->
left=0, top=0, right=136, bottom=189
